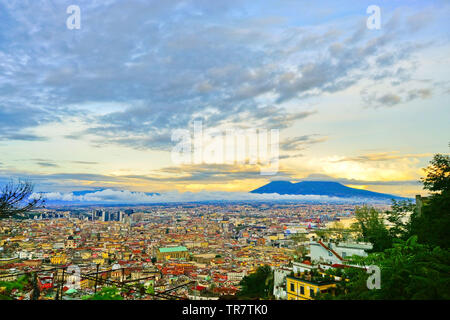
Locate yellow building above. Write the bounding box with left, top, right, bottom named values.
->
left=92, top=258, right=105, bottom=265
left=156, top=246, right=189, bottom=261
left=81, top=251, right=91, bottom=260
left=65, top=239, right=77, bottom=249
left=80, top=278, right=90, bottom=289
left=286, top=275, right=336, bottom=300
left=50, top=253, right=68, bottom=265
left=41, top=243, right=52, bottom=250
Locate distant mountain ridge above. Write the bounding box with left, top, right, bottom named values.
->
left=250, top=180, right=407, bottom=200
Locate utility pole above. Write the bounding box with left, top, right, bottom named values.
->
left=31, top=272, right=40, bottom=300
left=195, top=280, right=197, bottom=300
left=55, top=270, right=60, bottom=300
left=59, top=268, right=66, bottom=300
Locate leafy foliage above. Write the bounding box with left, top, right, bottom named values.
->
left=384, top=199, right=415, bottom=240
left=409, top=153, right=450, bottom=249
left=0, top=275, right=29, bottom=291
left=0, top=275, right=30, bottom=299
left=290, top=233, right=308, bottom=260
left=421, top=154, right=450, bottom=194
left=410, top=191, right=450, bottom=249
left=352, top=206, right=392, bottom=252
left=325, top=153, right=450, bottom=300
left=237, top=265, right=273, bottom=299
left=321, top=236, right=450, bottom=300
left=82, top=286, right=124, bottom=300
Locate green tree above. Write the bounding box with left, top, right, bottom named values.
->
left=0, top=275, right=30, bottom=300
left=145, top=283, right=155, bottom=295
left=0, top=180, right=44, bottom=219
left=82, top=286, right=123, bottom=300
left=322, top=236, right=450, bottom=300
left=314, top=229, right=329, bottom=239
left=410, top=192, right=450, bottom=249
left=290, top=233, right=308, bottom=260
left=384, top=199, right=416, bottom=240
left=352, top=206, right=392, bottom=252
left=421, top=154, right=450, bottom=194
left=410, top=153, right=450, bottom=248
left=237, top=265, right=273, bottom=299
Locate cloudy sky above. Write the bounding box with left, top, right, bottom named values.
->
left=0, top=0, right=449, bottom=201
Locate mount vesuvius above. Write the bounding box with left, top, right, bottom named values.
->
left=250, top=181, right=407, bottom=201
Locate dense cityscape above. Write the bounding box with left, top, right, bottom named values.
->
left=0, top=202, right=381, bottom=300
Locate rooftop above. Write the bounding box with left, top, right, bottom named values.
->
left=159, top=246, right=188, bottom=253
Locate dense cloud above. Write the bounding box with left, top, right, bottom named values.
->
left=0, top=0, right=444, bottom=150
left=32, top=188, right=379, bottom=204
